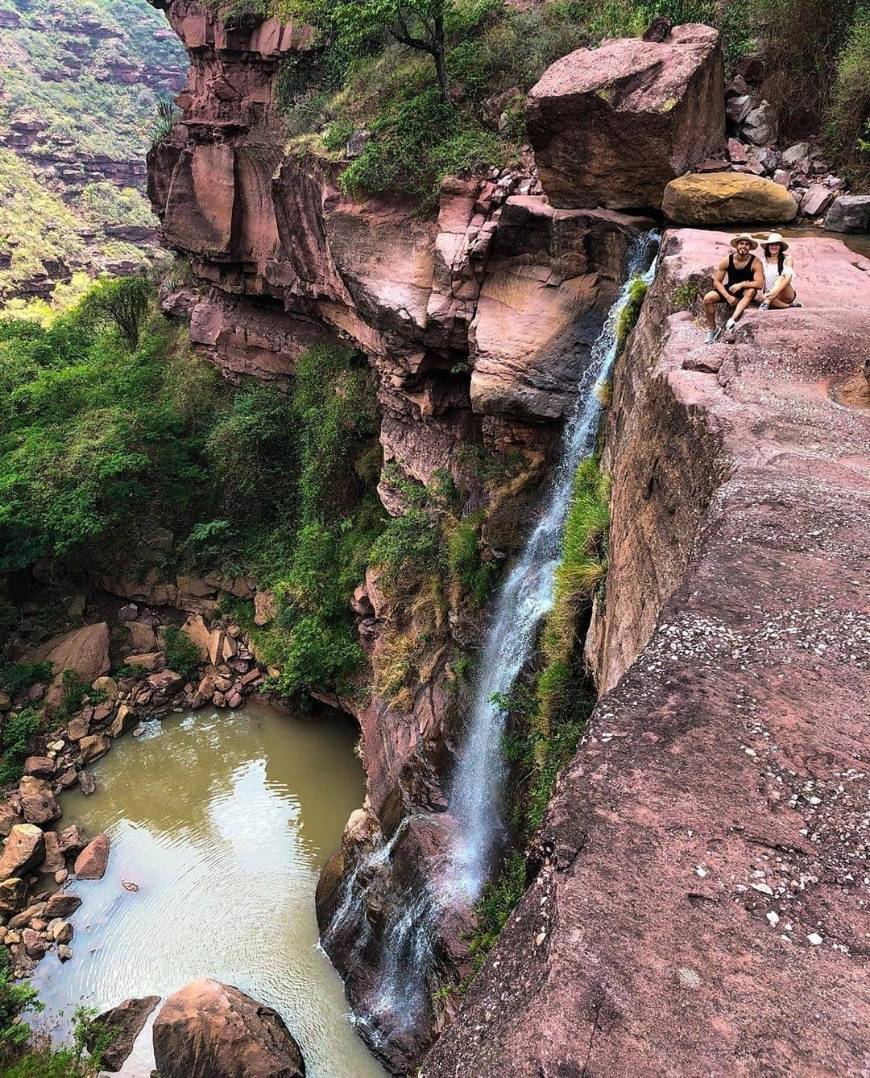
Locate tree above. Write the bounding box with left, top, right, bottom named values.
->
left=313, top=0, right=451, bottom=103
left=78, top=276, right=152, bottom=348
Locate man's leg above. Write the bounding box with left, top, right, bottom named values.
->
left=703, top=290, right=722, bottom=328
left=730, top=288, right=755, bottom=323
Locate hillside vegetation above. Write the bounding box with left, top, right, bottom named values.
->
left=269, top=0, right=868, bottom=201
left=0, top=0, right=186, bottom=297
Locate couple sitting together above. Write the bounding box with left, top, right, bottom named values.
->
left=704, top=232, right=801, bottom=344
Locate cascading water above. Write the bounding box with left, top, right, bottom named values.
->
left=325, top=231, right=660, bottom=1063
left=448, top=229, right=660, bottom=902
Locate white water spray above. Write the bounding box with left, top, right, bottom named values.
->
left=448, top=230, right=660, bottom=901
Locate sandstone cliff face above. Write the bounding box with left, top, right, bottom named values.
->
left=423, top=230, right=870, bottom=1076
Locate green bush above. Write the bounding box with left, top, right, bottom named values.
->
left=369, top=506, right=441, bottom=585
left=78, top=276, right=152, bottom=348
left=615, top=275, right=648, bottom=353
left=163, top=626, right=201, bottom=679
left=447, top=514, right=495, bottom=605
left=0, top=707, right=42, bottom=788
left=826, top=5, right=870, bottom=184
left=0, top=661, right=51, bottom=697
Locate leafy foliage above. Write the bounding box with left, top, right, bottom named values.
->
left=162, top=626, right=201, bottom=680
left=78, top=276, right=151, bottom=348
left=0, top=707, right=41, bottom=788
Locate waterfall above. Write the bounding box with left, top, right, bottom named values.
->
left=326, top=231, right=660, bottom=1062
left=447, top=229, right=661, bottom=902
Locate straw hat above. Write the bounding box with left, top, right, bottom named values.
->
left=730, top=233, right=758, bottom=250
left=758, top=231, right=789, bottom=250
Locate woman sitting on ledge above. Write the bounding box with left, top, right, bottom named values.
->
left=755, top=232, right=803, bottom=310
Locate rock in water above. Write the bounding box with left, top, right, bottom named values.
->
left=825, top=194, right=870, bottom=233
left=527, top=24, right=725, bottom=209
left=662, top=172, right=798, bottom=224
left=88, top=995, right=161, bottom=1072
left=152, top=980, right=306, bottom=1078
left=74, top=833, right=110, bottom=880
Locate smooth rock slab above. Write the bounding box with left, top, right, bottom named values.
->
left=153, top=979, right=306, bottom=1078
left=662, top=172, right=798, bottom=224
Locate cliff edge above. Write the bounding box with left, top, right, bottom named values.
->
left=422, top=230, right=870, bottom=1076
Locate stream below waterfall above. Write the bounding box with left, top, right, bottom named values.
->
left=30, top=698, right=385, bottom=1078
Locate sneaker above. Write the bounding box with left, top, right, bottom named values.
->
left=725, top=317, right=736, bottom=331
left=791, top=299, right=804, bottom=308
left=705, top=328, right=721, bottom=345
left=759, top=301, right=770, bottom=310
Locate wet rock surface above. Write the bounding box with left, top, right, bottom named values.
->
left=423, top=230, right=870, bottom=1076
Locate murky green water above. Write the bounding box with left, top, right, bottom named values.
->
left=32, top=699, right=385, bottom=1078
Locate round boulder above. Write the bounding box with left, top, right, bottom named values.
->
left=152, top=979, right=306, bottom=1078
left=662, top=172, right=798, bottom=225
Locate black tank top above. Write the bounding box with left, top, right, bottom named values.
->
left=726, top=253, right=755, bottom=288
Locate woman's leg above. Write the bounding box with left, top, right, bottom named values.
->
left=766, top=277, right=796, bottom=304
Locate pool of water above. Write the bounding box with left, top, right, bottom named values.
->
left=31, top=698, right=385, bottom=1078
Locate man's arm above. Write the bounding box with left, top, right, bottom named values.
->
left=713, top=259, right=736, bottom=304
left=750, top=255, right=764, bottom=291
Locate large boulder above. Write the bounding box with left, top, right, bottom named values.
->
left=662, top=172, right=798, bottom=225
left=152, top=979, right=306, bottom=1078
left=825, top=193, right=870, bottom=233
left=18, top=776, right=61, bottom=825
left=0, top=823, right=45, bottom=879
left=527, top=25, right=725, bottom=209
left=89, top=995, right=161, bottom=1072
left=34, top=623, right=111, bottom=709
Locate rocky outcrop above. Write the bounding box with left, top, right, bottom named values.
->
left=152, top=979, right=306, bottom=1078
left=422, top=231, right=870, bottom=1076
left=527, top=25, right=725, bottom=209
left=662, top=171, right=799, bottom=224
left=89, top=995, right=161, bottom=1072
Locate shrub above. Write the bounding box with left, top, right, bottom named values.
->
left=369, top=506, right=441, bottom=586
left=163, top=626, right=201, bottom=679
left=826, top=5, right=870, bottom=184
left=447, top=514, right=495, bottom=605
left=0, top=707, right=41, bottom=788
left=77, top=276, right=152, bottom=348
left=0, top=661, right=51, bottom=696
left=152, top=97, right=179, bottom=144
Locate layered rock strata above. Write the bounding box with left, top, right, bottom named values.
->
left=422, top=230, right=870, bottom=1075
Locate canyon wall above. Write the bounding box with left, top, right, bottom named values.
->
left=145, top=4, right=870, bottom=1073
left=145, top=2, right=654, bottom=1068
left=423, top=230, right=870, bottom=1076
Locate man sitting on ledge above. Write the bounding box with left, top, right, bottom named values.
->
left=703, top=233, right=764, bottom=344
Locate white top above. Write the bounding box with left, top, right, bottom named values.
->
left=762, top=256, right=794, bottom=291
